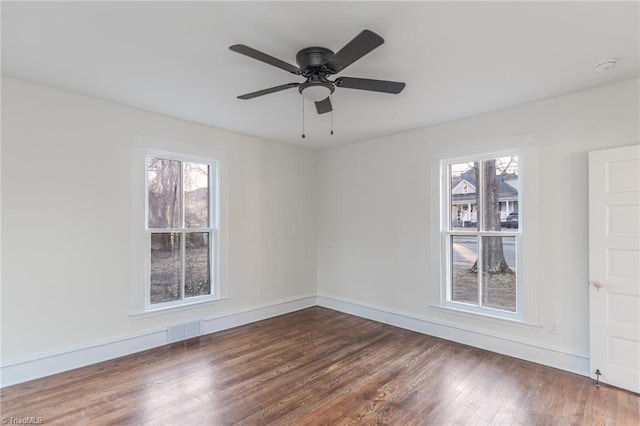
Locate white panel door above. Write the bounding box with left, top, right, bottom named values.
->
left=589, top=144, right=640, bottom=393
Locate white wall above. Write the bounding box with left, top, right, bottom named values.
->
left=316, top=79, right=639, bottom=373
left=1, top=78, right=317, bottom=366
left=2, top=76, right=638, bottom=385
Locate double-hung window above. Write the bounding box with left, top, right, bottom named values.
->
left=132, top=136, right=227, bottom=316
left=440, top=149, right=528, bottom=320
left=146, top=156, right=218, bottom=308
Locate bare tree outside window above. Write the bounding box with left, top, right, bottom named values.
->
left=148, top=158, right=181, bottom=229
left=471, top=158, right=514, bottom=274
left=184, top=162, right=209, bottom=228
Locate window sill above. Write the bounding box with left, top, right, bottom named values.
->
left=129, top=297, right=230, bottom=320
left=429, top=303, right=540, bottom=329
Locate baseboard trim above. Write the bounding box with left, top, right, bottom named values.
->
left=200, top=294, right=317, bottom=334
left=0, top=329, right=168, bottom=388
left=316, top=294, right=590, bottom=377
left=1, top=294, right=589, bottom=388
left=0, top=295, right=316, bottom=388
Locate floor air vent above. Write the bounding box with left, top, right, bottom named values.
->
left=167, top=321, right=201, bottom=343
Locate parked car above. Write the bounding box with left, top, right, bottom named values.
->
left=503, top=212, right=518, bottom=228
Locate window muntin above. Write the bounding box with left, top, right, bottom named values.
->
left=443, top=155, right=521, bottom=316
left=146, top=156, right=218, bottom=308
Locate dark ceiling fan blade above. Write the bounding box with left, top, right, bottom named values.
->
left=335, top=77, right=405, bottom=94
left=237, top=83, right=300, bottom=100
left=315, top=97, right=332, bottom=114
left=229, top=44, right=301, bottom=75
left=324, top=30, right=384, bottom=74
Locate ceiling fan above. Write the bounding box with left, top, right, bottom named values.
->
left=229, top=30, right=405, bottom=115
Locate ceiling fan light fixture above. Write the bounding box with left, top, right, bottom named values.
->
left=299, top=81, right=334, bottom=102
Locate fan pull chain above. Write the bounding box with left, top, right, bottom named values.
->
left=330, top=95, right=334, bottom=135
left=301, top=96, right=306, bottom=139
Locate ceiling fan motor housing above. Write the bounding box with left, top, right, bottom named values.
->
left=296, top=47, right=336, bottom=101
left=296, top=47, right=334, bottom=75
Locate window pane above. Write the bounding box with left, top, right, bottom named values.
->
left=150, top=233, right=182, bottom=304
left=479, top=156, right=518, bottom=231
left=451, top=235, right=478, bottom=304
left=481, top=236, right=516, bottom=312
left=185, top=232, right=210, bottom=298
left=148, top=158, right=181, bottom=229
left=184, top=162, right=209, bottom=228
left=450, top=162, right=478, bottom=231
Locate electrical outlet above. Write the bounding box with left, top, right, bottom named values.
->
left=548, top=320, right=561, bottom=335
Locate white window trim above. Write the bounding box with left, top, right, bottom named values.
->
left=429, top=134, right=538, bottom=325
left=131, top=135, right=229, bottom=317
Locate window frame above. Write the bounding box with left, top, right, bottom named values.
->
left=430, top=135, right=537, bottom=325
left=131, top=136, right=228, bottom=317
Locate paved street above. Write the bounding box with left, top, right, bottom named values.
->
left=452, top=238, right=516, bottom=266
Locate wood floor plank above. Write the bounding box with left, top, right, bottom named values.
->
left=1, top=307, right=638, bottom=425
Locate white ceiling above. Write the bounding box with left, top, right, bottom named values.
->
left=2, top=1, right=638, bottom=150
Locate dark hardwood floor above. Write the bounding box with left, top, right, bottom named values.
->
left=1, top=307, right=638, bottom=425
